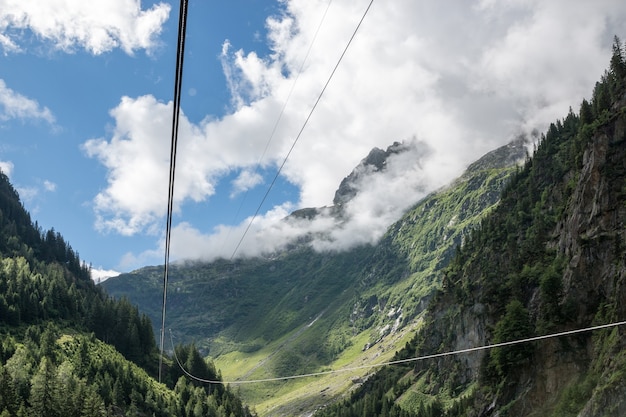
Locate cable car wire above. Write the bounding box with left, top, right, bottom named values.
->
left=159, top=0, right=189, bottom=383
left=170, top=319, right=626, bottom=385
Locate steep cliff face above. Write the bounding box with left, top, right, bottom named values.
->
left=496, top=106, right=626, bottom=416
left=554, top=106, right=626, bottom=417
left=558, top=112, right=626, bottom=321
left=414, top=77, right=626, bottom=417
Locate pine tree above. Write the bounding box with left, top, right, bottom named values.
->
left=80, top=384, right=106, bottom=417
left=0, top=365, right=19, bottom=416
left=30, top=357, right=59, bottom=417
left=610, top=36, right=626, bottom=81
left=490, top=299, right=533, bottom=375
left=579, top=98, right=593, bottom=126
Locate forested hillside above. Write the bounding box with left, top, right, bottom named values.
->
left=0, top=172, right=254, bottom=416
left=315, top=37, right=626, bottom=417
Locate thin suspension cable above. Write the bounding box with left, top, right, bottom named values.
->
left=223, top=0, right=333, bottom=247
left=159, top=0, right=189, bottom=383
left=229, top=0, right=376, bottom=260
left=171, top=319, right=626, bottom=385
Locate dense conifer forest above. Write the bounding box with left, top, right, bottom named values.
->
left=0, top=172, right=254, bottom=416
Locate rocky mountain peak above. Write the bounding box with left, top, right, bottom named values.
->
left=333, top=141, right=410, bottom=206
left=463, top=134, right=529, bottom=175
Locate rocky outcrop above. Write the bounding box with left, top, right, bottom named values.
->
left=333, top=141, right=411, bottom=206
left=286, top=142, right=414, bottom=223
left=463, top=134, right=529, bottom=175
left=554, top=108, right=626, bottom=417
left=407, top=96, right=626, bottom=417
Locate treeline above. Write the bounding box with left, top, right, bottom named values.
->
left=0, top=160, right=255, bottom=414
left=0, top=173, right=91, bottom=283
left=315, top=36, right=626, bottom=416
left=0, top=170, right=157, bottom=369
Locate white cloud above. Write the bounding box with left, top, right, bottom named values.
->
left=0, top=0, right=170, bottom=55
left=15, top=185, right=37, bottom=203
left=86, top=0, right=626, bottom=264
left=0, top=160, right=13, bottom=177
left=43, top=180, right=56, bottom=192
left=230, top=170, right=264, bottom=198
left=82, top=95, right=227, bottom=236
left=163, top=202, right=306, bottom=262
left=0, top=79, right=55, bottom=123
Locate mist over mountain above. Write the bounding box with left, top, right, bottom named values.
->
left=163, top=138, right=436, bottom=263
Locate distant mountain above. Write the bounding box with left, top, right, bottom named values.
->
left=315, top=37, right=626, bottom=417
left=0, top=171, right=254, bottom=416
left=103, top=129, right=526, bottom=415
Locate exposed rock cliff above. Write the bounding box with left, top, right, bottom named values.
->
left=414, top=86, right=626, bottom=417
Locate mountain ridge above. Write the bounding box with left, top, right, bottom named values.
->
left=103, top=132, right=527, bottom=415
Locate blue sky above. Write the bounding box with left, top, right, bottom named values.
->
left=1, top=0, right=625, bottom=280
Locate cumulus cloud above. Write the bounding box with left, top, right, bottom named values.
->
left=0, top=0, right=170, bottom=55
left=231, top=170, right=264, bottom=198
left=0, top=79, right=55, bottom=123
left=43, top=180, right=56, bottom=192
left=0, top=160, right=13, bottom=177
left=86, top=0, right=626, bottom=265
